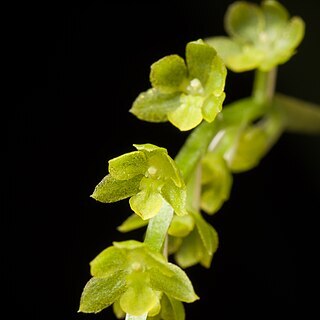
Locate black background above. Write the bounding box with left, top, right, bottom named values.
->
left=7, top=0, right=320, bottom=319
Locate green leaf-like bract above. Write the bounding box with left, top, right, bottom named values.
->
left=205, top=0, right=305, bottom=72
left=130, top=40, right=227, bottom=131
left=170, top=212, right=219, bottom=269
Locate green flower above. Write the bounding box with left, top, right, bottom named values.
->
left=79, top=240, right=198, bottom=317
left=168, top=211, right=219, bottom=269
left=205, top=0, right=305, bottom=72
left=91, top=143, right=187, bottom=220
left=130, top=39, right=227, bottom=131
left=200, top=152, right=233, bottom=215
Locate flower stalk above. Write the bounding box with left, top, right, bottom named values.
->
left=79, top=2, right=320, bottom=319
left=252, top=68, right=277, bottom=104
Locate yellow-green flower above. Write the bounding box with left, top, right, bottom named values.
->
left=206, top=0, right=305, bottom=72
left=91, top=143, right=187, bottom=220
left=130, top=40, right=227, bottom=131
left=79, top=240, right=198, bottom=316
left=168, top=211, right=219, bottom=269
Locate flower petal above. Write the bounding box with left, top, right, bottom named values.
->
left=133, top=143, right=168, bottom=153
left=150, top=54, right=188, bottom=93
left=167, top=95, right=203, bottom=131
left=129, top=188, right=163, bottom=220
left=203, top=54, right=227, bottom=96
left=202, top=92, right=225, bottom=123
left=225, top=1, right=264, bottom=42
left=147, top=151, right=184, bottom=188
left=186, top=40, right=219, bottom=91
left=113, top=239, right=145, bottom=250
left=168, top=214, right=195, bottom=237
left=275, top=17, right=305, bottom=58
left=117, top=214, right=149, bottom=233
left=149, top=263, right=199, bottom=303
left=120, top=283, right=159, bottom=316
left=113, top=299, right=126, bottom=319
left=192, top=211, right=219, bottom=257
left=205, top=36, right=262, bottom=72
left=161, top=181, right=187, bottom=217
left=174, top=228, right=204, bottom=268
left=205, top=36, right=242, bottom=63
left=160, top=294, right=185, bottom=320
left=108, top=151, right=147, bottom=180
left=90, top=246, right=127, bottom=277
left=262, top=0, right=289, bottom=39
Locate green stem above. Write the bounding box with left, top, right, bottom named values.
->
left=144, top=200, right=174, bottom=252
left=252, top=68, right=277, bottom=104
left=124, top=204, right=172, bottom=320
left=175, top=120, right=220, bottom=181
